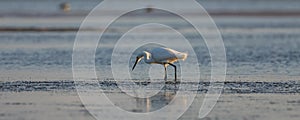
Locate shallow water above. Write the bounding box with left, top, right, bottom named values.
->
left=1, top=16, right=300, bottom=80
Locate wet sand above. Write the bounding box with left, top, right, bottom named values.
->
left=0, top=90, right=299, bottom=120
left=0, top=80, right=299, bottom=93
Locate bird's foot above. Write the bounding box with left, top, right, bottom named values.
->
left=165, top=81, right=172, bottom=84
left=165, top=81, right=180, bottom=84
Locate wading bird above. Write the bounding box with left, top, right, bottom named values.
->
left=132, top=47, right=187, bottom=82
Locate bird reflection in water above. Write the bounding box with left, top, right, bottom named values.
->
left=104, top=82, right=191, bottom=113
left=132, top=85, right=179, bottom=113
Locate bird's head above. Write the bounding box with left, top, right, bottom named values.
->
left=132, top=51, right=147, bottom=71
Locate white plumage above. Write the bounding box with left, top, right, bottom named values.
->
left=132, top=47, right=188, bottom=82
left=150, top=47, right=187, bottom=63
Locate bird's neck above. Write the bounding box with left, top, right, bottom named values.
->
left=143, top=51, right=152, bottom=63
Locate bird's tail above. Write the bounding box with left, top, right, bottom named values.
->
left=177, top=52, right=188, bottom=61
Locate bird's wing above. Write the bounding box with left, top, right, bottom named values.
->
left=150, top=47, right=187, bottom=63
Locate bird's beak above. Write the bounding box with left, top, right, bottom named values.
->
left=132, top=57, right=140, bottom=71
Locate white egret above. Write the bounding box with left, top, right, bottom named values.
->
left=132, top=47, right=188, bottom=82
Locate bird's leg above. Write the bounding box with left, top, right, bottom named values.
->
left=168, top=63, right=177, bottom=82
left=164, top=64, right=167, bottom=81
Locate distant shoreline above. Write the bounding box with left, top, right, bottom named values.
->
left=1, top=11, right=300, bottom=18
left=0, top=27, right=93, bottom=32
left=1, top=10, right=300, bottom=32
